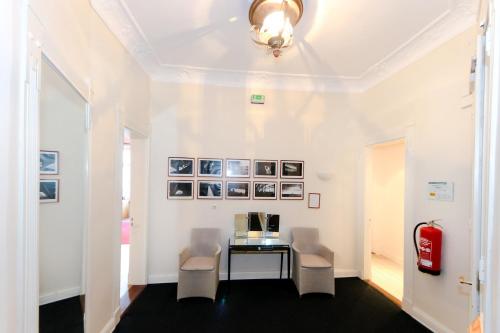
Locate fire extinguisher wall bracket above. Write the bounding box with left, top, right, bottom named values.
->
left=413, top=221, right=443, bottom=276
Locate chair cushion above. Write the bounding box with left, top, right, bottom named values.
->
left=300, top=254, right=332, bottom=268
left=181, top=256, right=215, bottom=271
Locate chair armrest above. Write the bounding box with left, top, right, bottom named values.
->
left=179, top=247, right=191, bottom=268
left=317, top=244, right=334, bottom=266
left=292, top=242, right=306, bottom=253
left=214, top=244, right=222, bottom=261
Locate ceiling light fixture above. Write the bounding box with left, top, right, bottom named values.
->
left=249, top=0, right=303, bottom=58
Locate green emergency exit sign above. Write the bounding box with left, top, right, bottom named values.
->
left=251, top=94, right=265, bottom=104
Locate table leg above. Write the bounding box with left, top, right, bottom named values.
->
left=287, top=248, right=290, bottom=279
left=228, top=249, right=231, bottom=281
left=280, top=252, right=283, bottom=279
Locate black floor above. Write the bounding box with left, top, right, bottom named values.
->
left=39, top=296, right=84, bottom=333
left=115, top=278, right=430, bottom=333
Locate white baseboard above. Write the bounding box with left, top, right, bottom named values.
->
left=409, top=306, right=454, bottom=333
left=39, top=286, right=81, bottom=305
left=148, top=268, right=359, bottom=284
left=99, top=307, right=121, bottom=333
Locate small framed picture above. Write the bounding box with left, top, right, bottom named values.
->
left=198, top=180, right=223, bottom=199
left=226, top=181, right=251, bottom=200
left=40, top=150, right=59, bottom=175
left=253, top=181, right=278, bottom=200
left=197, top=158, right=223, bottom=177
left=254, top=160, right=278, bottom=178
left=308, top=193, right=321, bottom=208
left=168, top=157, right=195, bottom=177
left=226, top=159, right=251, bottom=178
left=167, top=180, right=194, bottom=200
left=280, top=182, right=304, bottom=200
left=40, top=179, right=59, bottom=203
left=281, top=160, right=304, bottom=179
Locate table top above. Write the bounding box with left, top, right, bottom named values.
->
left=229, top=237, right=289, bottom=247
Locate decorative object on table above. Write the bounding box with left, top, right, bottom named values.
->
left=167, top=180, right=194, bottom=200
left=234, top=214, right=248, bottom=238
left=249, top=0, right=304, bottom=58
left=197, top=158, right=223, bottom=177
left=178, top=228, right=221, bottom=301
left=280, top=160, right=304, bottom=179
left=308, top=193, right=321, bottom=208
left=197, top=180, right=223, bottom=199
left=253, top=181, right=277, bottom=200
left=226, top=159, right=251, bottom=178
left=168, top=157, right=195, bottom=177
left=291, top=227, right=335, bottom=296
left=280, top=182, right=304, bottom=200
left=39, top=179, right=59, bottom=203
left=254, top=159, right=278, bottom=178
left=248, top=212, right=266, bottom=237
left=226, top=181, right=251, bottom=200
left=40, top=150, right=59, bottom=175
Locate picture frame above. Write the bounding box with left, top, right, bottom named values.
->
left=308, top=193, right=321, bottom=208
left=197, top=180, right=223, bottom=199
left=253, top=181, right=278, bottom=200
left=226, top=159, right=251, bottom=178
left=197, top=158, right=223, bottom=177
left=280, top=160, right=304, bottom=179
left=168, top=157, right=195, bottom=177
left=254, top=159, right=278, bottom=178
left=40, top=150, right=59, bottom=175
left=40, top=179, right=59, bottom=203
left=226, top=181, right=251, bottom=200
left=280, top=182, right=304, bottom=200
left=167, top=180, right=194, bottom=200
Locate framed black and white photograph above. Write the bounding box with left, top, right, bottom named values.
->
left=280, top=182, right=304, bottom=200
left=254, top=159, right=278, bottom=178
left=197, top=181, right=223, bottom=199
left=226, top=159, right=251, bottom=178
left=40, top=150, right=59, bottom=175
left=167, top=180, right=194, bottom=200
left=280, top=160, right=304, bottom=179
left=253, top=181, right=278, bottom=200
left=40, top=179, right=59, bottom=203
left=197, top=158, right=223, bottom=177
left=226, top=181, right=250, bottom=200
left=168, top=157, right=195, bottom=177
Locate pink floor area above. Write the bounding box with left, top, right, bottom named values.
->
left=121, top=219, right=130, bottom=244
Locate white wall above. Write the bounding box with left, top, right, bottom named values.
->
left=370, top=141, right=405, bottom=265
left=28, top=0, right=151, bottom=331
left=0, top=0, right=27, bottom=332
left=360, top=28, right=476, bottom=333
left=148, top=82, right=364, bottom=282
left=39, top=59, right=87, bottom=305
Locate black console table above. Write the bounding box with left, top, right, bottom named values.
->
left=228, top=238, right=290, bottom=281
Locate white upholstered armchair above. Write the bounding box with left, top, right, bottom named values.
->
left=177, top=228, right=221, bottom=301
left=291, top=227, right=335, bottom=296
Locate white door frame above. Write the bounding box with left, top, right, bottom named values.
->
left=23, top=24, right=93, bottom=332
left=360, top=125, right=416, bottom=311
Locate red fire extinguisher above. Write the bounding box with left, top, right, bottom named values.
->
left=413, top=220, right=443, bottom=276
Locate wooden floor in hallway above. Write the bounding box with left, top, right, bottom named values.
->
left=371, top=253, right=403, bottom=302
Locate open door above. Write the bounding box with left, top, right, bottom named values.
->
left=128, top=130, right=149, bottom=285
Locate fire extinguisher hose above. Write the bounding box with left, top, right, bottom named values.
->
left=413, top=222, right=428, bottom=256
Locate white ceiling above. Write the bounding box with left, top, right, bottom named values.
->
left=91, top=0, right=478, bottom=91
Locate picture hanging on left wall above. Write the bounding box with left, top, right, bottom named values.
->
left=40, top=150, right=59, bottom=175
left=40, top=179, right=59, bottom=203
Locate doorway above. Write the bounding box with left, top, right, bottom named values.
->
left=365, top=139, right=406, bottom=304
left=119, top=127, right=149, bottom=312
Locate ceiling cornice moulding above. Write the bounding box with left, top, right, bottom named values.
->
left=90, top=0, right=478, bottom=93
